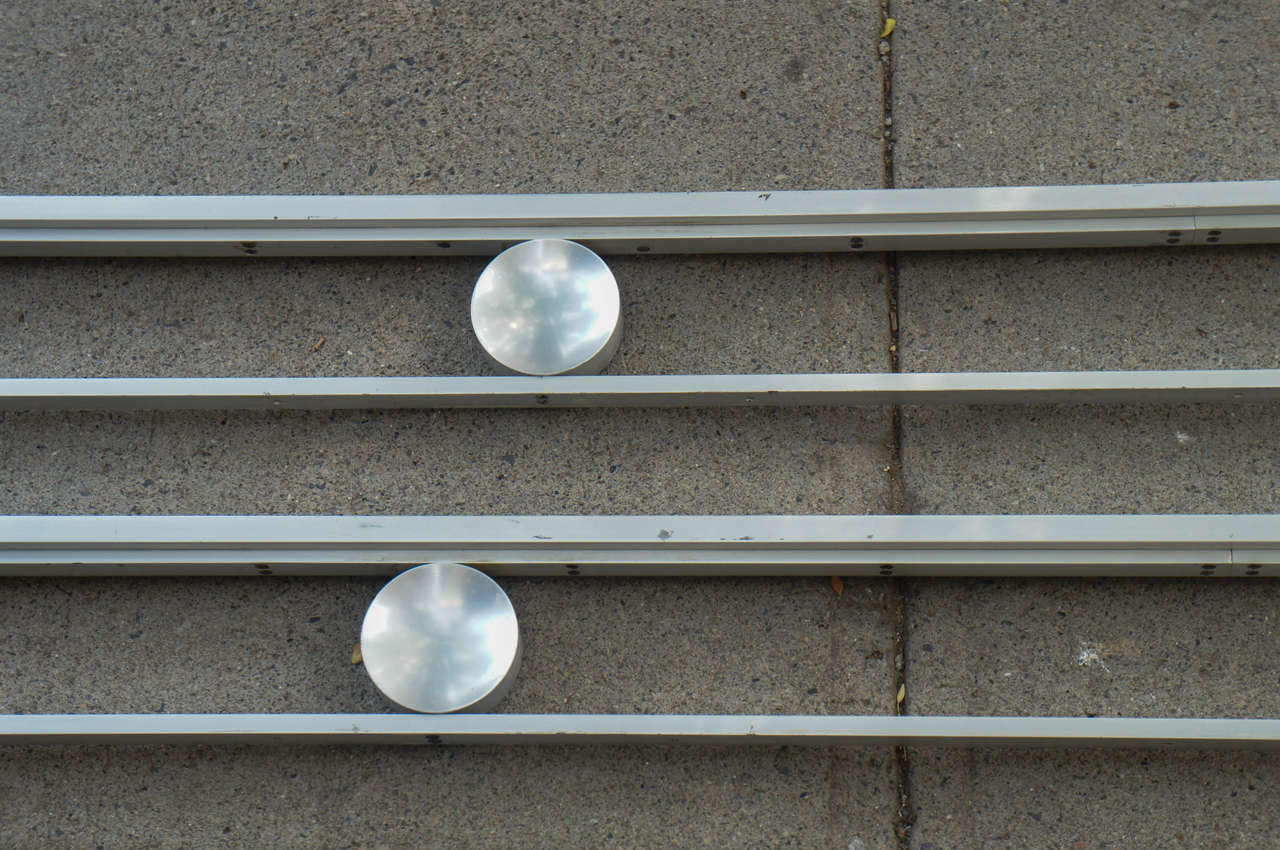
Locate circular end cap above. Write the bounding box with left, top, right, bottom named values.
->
left=361, top=562, right=521, bottom=713
left=471, top=238, right=622, bottom=375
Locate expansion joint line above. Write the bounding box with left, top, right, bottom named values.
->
left=876, top=3, right=915, bottom=848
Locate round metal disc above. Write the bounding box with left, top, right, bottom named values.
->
left=471, top=238, right=622, bottom=376
left=360, top=562, right=521, bottom=714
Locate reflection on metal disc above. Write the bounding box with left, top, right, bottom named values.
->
left=471, top=238, right=622, bottom=375
left=361, top=562, right=521, bottom=713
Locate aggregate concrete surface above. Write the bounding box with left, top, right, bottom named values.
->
left=893, top=0, right=1279, bottom=847
left=0, top=0, right=1276, bottom=847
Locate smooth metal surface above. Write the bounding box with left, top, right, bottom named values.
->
left=1, top=514, right=1275, bottom=577
left=361, top=563, right=521, bottom=713
left=2, top=714, right=1277, bottom=749
left=471, top=239, right=622, bottom=375
left=0, top=181, right=1275, bottom=255
left=2, top=369, right=1278, bottom=411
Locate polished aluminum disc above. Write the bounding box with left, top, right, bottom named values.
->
left=471, top=238, right=622, bottom=375
left=361, top=562, right=521, bottom=713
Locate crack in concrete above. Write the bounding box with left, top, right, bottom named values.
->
left=878, top=1, right=916, bottom=847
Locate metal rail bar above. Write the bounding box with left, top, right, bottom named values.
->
left=3, top=369, right=1279, bottom=411
left=3, top=714, right=1276, bottom=748
left=2, top=514, right=1275, bottom=577
left=2, top=181, right=1275, bottom=255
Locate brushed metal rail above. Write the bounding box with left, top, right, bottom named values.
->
left=2, top=514, right=1275, bottom=577
left=2, top=181, right=1275, bottom=255
left=3, top=714, right=1276, bottom=748
left=2, top=369, right=1279, bottom=411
